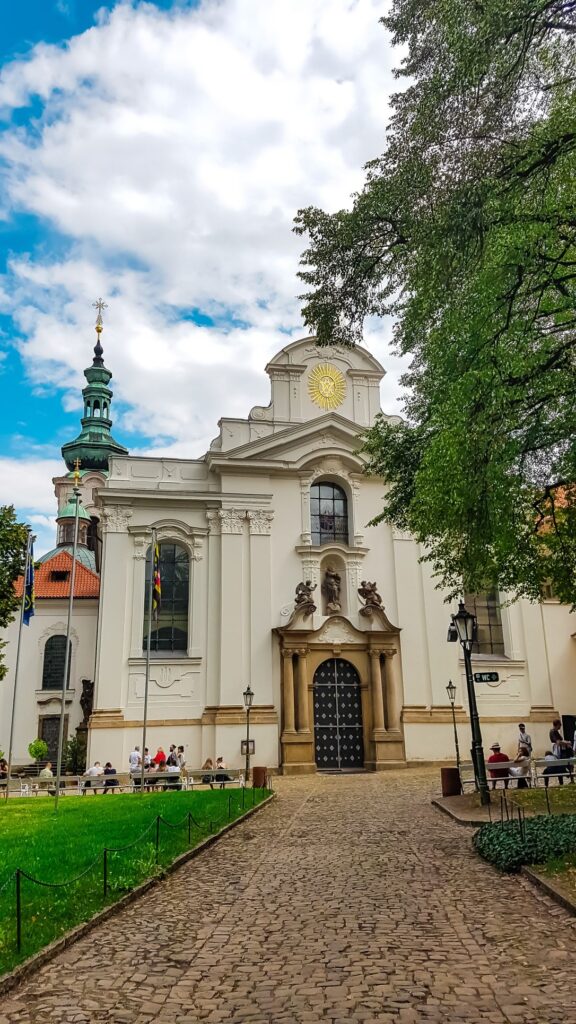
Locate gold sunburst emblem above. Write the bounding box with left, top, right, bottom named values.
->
left=308, top=363, right=346, bottom=411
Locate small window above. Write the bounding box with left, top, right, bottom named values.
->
left=143, top=542, right=189, bottom=654
left=42, top=635, right=72, bottom=690
left=50, top=570, right=69, bottom=582
left=310, top=482, right=348, bottom=545
left=464, top=591, right=505, bottom=656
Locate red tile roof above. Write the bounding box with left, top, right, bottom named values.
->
left=15, top=550, right=100, bottom=600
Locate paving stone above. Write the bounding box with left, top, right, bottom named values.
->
left=2, top=771, right=576, bottom=1022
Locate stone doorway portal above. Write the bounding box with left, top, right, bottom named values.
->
left=313, top=658, right=364, bottom=770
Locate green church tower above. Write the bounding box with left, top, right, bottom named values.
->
left=61, top=299, right=128, bottom=471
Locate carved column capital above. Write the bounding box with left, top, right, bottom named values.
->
left=207, top=509, right=246, bottom=535
left=246, top=510, right=274, bottom=535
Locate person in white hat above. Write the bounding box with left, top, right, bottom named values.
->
left=487, top=742, right=510, bottom=790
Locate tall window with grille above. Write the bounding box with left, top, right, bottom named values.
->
left=310, top=482, right=348, bottom=545
left=42, top=635, right=72, bottom=690
left=464, top=591, right=505, bottom=656
left=143, top=542, right=189, bottom=654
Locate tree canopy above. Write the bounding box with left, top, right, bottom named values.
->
left=295, top=1, right=576, bottom=605
left=0, top=506, right=28, bottom=681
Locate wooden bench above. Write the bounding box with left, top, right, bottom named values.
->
left=459, top=760, right=532, bottom=790
left=184, top=768, right=245, bottom=790
left=0, top=768, right=246, bottom=797
left=532, top=757, right=576, bottom=787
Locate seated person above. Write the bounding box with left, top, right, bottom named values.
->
left=0, top=758, right=8, bottom=784
left=39, top=761, right=57, bottom=796
left=543, top=750, right=568, bottom=787
left=509, top=744, right=531, bottom=789
left=83, top=761, right=104, bottom=794
left=215, top=756, right=232, bottom=790
left=166, top=761, right=182, bottom=790
left=103, top=762, right=119, bottom=793
left=156, top=759, right=168, bottom=790
left=201, top=758, right=214, bottom=786
left=487, top=743, right=510, bottom=790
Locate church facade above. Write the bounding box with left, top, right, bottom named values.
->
left=3, top=329, right=575, bottom=771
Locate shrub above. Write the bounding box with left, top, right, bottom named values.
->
left=28, top=739, right=48, bottom=764
left=474, top=814, right=576, bottom=872
left=64, top=734, right=87, bottom=775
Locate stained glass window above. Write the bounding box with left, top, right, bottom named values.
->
left=42, top=636, right=71, bottom=690
left=143, top=543, right=189, bottom=654
left=310, top=483, right=348, bottom=545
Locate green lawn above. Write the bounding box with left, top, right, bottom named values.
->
left=0, top=787, right=269, bottom=974
left=510, top=784, right=576, bottom=815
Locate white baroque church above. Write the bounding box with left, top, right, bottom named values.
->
left=2, top=326, right=575, bottom=772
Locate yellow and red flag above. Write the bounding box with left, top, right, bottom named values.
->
left=152, top=540, right=161, bottom=620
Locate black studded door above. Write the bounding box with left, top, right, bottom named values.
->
left=313, top=659, right=364, bottom=770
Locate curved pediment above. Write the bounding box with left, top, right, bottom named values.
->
left=276, top=612, right=400, bottom=642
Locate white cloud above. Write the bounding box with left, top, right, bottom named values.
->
left=0, top=0, right=405, bottom=528
left=0, top=458, right=62, bottom=553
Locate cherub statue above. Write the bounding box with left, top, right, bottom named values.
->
left=295, top=580, right=317, bottom=606
left=294, top=580, right=317, bottom=618
left=358, top=581, right=383, bottom=616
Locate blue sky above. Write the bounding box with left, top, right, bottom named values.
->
left=0, top=0, right=403, bottom=552
left=1, top=3, right=196, bottom=470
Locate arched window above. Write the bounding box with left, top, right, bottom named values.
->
left=311, top=482, right=348, bottom=545
left=464, top=591, right=505, bottom=656
left=42, top=635, right=71, bottom=690
left=93, top=400, right=100, bottom=417
left=143, top=542, right=189, bottom=654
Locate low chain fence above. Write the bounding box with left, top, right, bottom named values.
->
left=0, top=786, right=269, bottom=969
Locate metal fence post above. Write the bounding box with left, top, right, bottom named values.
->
left=15, top=869, right=22, bottom=953
left=545, top=785, right=551, bottom=815
left=252, top=786, right=256, bottom=806
left=242, top=786, right=245, bottom=809
left=155, top=816, right=161, bottom=865
left=187, top=812, right=191, bottom=845
left=228, top=794, right=232, bottom=820
left=103, top=848, right=108, bottom=897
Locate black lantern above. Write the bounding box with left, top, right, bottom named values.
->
left=446, top=679, right=456, bottom=705
left=452, top=602, right=476, bottom=647
left=243, top=684, right=254, bottom=710
left=447, top=602, right=489, bottom=805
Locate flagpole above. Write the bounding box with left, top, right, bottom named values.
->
left=4, top=528, right=33, bottom=803
left=141, top=528, right=155, bottom=793
left=54, top=470, right=81, bottom=811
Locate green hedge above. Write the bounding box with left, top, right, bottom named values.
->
left=474, top=814, right=576, bottom=872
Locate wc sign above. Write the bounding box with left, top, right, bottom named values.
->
left=473, top=672, right=499, bottom=683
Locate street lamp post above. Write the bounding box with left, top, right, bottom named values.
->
left=448, top=602, right=490, bottom=805
left=243, top=684, right=254, bottom=785
left=445, top=679, right=461, bottom=771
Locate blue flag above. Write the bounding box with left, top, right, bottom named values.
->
left=23, top=542, right=35, bottom=625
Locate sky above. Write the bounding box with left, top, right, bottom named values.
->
left=0, top=0, right=404, bottom=554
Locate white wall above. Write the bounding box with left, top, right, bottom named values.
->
left=0, top=600, right=98, bottom=765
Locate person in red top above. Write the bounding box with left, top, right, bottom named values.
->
left=153, top=747, right=166, bottom=765
left=487, top=742, right=510, bottom=790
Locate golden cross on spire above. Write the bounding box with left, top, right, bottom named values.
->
left=73, top=458, right=82, bottom=486
left=92, top=297, right=108, bottom=334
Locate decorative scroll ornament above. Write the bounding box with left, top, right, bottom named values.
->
left=308, top=363, right=346, bottom=411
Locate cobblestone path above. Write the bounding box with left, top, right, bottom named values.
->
left=2, top=770, right=576, bottom=1024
